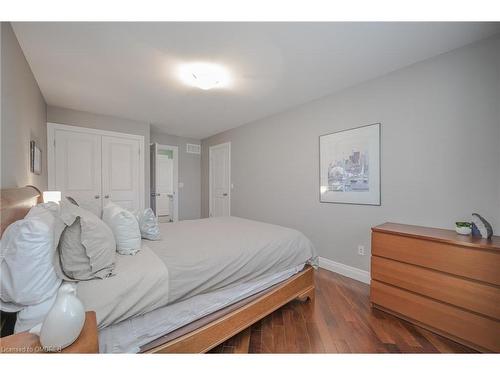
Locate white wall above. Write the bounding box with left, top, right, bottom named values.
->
left=1, top=23, right=47, bottom=190
left=201, top=35, right=500, bottom=272
left=46, top=106, right=151, bottom=208
left=150, top=128, right=201, bottom=220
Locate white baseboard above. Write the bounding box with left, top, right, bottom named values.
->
left=318, top=256, right=370, bottom=284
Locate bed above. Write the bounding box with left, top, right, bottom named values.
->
left=0, top=186, right=317, bottom=353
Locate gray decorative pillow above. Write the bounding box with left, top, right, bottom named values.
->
left=55, top=201, right=116, bottom=281
left=133, top=208, right=161, bottom=241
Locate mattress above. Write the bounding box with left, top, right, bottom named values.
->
left=98, top=263, right=305, bottom=353
left=76, top=216, right=317, bottom=333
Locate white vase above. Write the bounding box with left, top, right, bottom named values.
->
left=30, top=283, right=85, bottom=352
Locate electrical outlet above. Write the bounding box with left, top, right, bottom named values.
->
left=357, top=245, right=365, bottom=256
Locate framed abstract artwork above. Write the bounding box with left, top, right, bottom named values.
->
left=319, top=123, right=381, bottom=205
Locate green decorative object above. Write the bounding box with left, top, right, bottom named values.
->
left=455, top=221, right=472, bottom=235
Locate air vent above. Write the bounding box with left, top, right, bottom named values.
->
left=186, top=143, right=201, bottom=154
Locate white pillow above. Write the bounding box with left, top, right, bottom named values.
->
left=133, top=208, right=161, bottom=240
left=14, top=292, right=57, bottom=333
left=102, top=201, right=142, bottom=255
left=0, top=204, right=62, bottom=309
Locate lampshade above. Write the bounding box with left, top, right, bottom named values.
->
left=43, top=191, right=61, bottom=204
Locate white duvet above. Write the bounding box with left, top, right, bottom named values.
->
left=76, top=216, right=317, bottom=329
left=76, top=245, right=170, bottom=329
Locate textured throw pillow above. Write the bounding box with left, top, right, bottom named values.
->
left=0, top=204, right=62, bottom=310
left=133, top=208, right=161, bottom=241
left=56, top=201, right=116, bottom=280
left=102, top=201, right=142, bottom=255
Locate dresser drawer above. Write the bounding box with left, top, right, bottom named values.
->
left=371, top=256, right=500, bottom=319
left=371, top=280, right=500, bottom=352
left=372, top=232, right=500, bottom=285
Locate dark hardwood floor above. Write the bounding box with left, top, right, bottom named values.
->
left=210, top=268, right=475, bottom=353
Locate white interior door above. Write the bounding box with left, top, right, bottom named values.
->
left=154, top=144, right=178, bottom=222
left=209, top=142, right=231, bottom=217
left=150, top=143, right=157, bottom=212
left=54, top=129, right=102, bottom=215
left=102, top=136, right=141, bottom=211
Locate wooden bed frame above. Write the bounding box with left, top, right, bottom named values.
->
left=0, top=186, right=43, bottom=236
left=0, top=186, right=315, bottom=353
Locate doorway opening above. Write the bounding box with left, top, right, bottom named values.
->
left=151, top=143, right=179, bottom=222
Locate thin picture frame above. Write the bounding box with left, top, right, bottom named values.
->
left=318, top=123, right=381, bottom=206
left=30, top=140, right=42, bottom=175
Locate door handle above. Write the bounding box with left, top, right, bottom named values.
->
left=223, top=193, right=228, bottom=196
left=104, top=195, right=110, bottom=199
left=94, top=195, right=100, bottom=199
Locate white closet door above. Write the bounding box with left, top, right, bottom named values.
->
left=54, top=130, right=102, bottom=215
left=102, top=136, right=141, bottom=211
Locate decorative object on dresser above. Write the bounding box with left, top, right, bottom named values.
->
left=370, top=222, right=500, bottom=352
left=455, top=221, right=472, bottom=235
left=0, top=311, right=98, bottom=353
left=471, top=213, right=493, bottom=239
left=319, top=123, right=381, bottom=205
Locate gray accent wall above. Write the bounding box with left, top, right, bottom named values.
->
left=1, top=22, right=47, bottom=190
left=201, top=36, right=500, bottom=272
left=150, top=129, right=201, bottom=220
left=46, top=106, right=151, bottom=208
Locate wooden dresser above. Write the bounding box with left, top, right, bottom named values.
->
left=370, top=222, right=500, bottom=352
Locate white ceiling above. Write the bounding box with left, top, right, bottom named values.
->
left=13, top=22, right=500, bottom=139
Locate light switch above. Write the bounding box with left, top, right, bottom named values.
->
left=179, top=182, right=184, bottom=188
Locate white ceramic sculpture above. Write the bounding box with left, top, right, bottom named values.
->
left=471, top=213, right=493, bottom=239
left=30, top=283, right=85, bottom=352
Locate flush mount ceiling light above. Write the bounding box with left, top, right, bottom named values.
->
left=178, top=62, right=231, bottom=90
